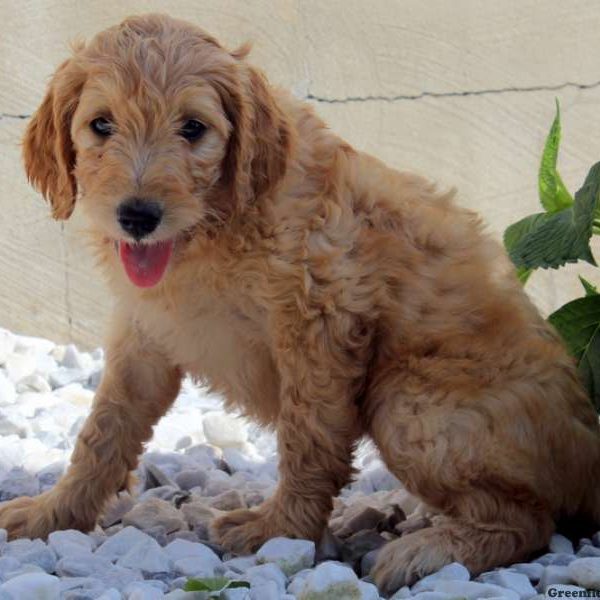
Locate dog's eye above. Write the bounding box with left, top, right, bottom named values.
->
left=179, top=119, right=207, bottom=142
left=90, top=117, right=114, bottom=137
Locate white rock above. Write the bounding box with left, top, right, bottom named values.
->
left=48, top=529, right=95, bottom=558
left=15, top=374, right=51, bottom=394
left=244, top=563, right=287, bottom=595
left=359, top=580, right=380, bottom=600
left=435, top=580, right=520, bottom=600
left=95, top=526, right=153, bottom=561
left=250, top=579, right=280, bottom=600
left=389, top=586, right=413, bottom=599
left=411, top=562, right=470, bottom=593
left=222, top=588, right=251, bottom=600
left=0, top=331, right=15, bottom=365
left=56, top=553, right=112, bottom=577
left=202, top=411, right=248, bottom=448
left=0, top=373, right=16, bottom=406
left=61, top=344, right=90, bottom=370
left=549, top=534, right=575, bottom=555
left=0, top=572, right=60, bottom=599
left=125, top=581, right=165, bottom=599
left=483, top=570, right=537, bottom=599
left=173, top=557, right=216, bottom=578
left=4, top=354, right=36, bottom=383
left=298, top=561, right=361, bottom=599
left=117, top=537, right=171, bottom=576
left=48, top=367, right=87, bottom=389
left=568, top=557, right=600, bottom=589
left=96, top=565, right=143, bottom=591
left=14, top=335, right=54, bottom=355
left=412, top=594, right=457, bottom=600
left=511, top=562, right=544, bottom=581
left=164, top=539, right=221, bottom=570
left=538, top=565, right=575, bottom=589
left=257, top=537, right=315, bottom=576
left=96, top=590, right=122, bottom=600
left=223, top=555, right=258, bottom=574
left=2, top=539, right=56, bottom=573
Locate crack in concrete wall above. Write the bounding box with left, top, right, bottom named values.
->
left=3, top=78, right=600, bottom=119
left=0, top=113, right=30, bottom=120
left=306, top=79, right=600, bottom=104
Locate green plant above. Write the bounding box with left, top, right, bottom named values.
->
left=184, top=577, right=250, bottom=597
left=503, top=101, right=600, bottom=411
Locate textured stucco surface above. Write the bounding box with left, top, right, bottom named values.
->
left=1, top=0, right=600, bottom=348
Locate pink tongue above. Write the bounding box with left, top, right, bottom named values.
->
left=119, top=240, right=173, bottom=288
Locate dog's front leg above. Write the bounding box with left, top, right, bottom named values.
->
left=0, top=311, right=182, bottom=539
left=211, top=314, right=366, bottom=553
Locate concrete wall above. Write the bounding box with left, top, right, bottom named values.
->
left=1, top=0, right=600, bottom=348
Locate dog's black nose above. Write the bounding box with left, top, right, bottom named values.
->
left=117, top=198, right=163, bottom=241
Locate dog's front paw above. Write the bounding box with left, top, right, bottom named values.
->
left=0, top=494, right=58, bottom=540
left=210, top=507, right=276, bottom=554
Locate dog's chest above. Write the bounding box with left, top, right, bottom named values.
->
left=141, top=291, right=272, bottom=388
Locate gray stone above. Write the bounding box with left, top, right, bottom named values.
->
left=549, top=534, right=575, bottom=555
left=576, top=544, right=600, bottom=558
left=99, top=493, right=135, bottom=528
left=208, top=489, right=246, bottom=511
left=122, top=498, right=187, bottom=533
left=535, top=553, right=575, bottom=566
left=174, top=469, right=208, bottom=491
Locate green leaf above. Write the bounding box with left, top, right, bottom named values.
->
left=184, top=578, right=250, bottom=594
left=580, top=276, right=599, bottom=296
left=538, top=99, right=573, bottom=213
left=504, top=161, right=600, bottom=271
left=549, top=295, right=600, bottom=411
left=517, top=266, right=533, bottom=284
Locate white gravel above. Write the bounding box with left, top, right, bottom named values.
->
left=0, top=326, right=598, bottom=599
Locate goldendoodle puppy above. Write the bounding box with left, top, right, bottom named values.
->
left=5, top=13, right=600, bottom=592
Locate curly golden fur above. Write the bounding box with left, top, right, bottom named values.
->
left=6, top=13, right=600, bottom=591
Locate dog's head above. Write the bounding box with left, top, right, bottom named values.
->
left=23, top=14, right=290, bottom=287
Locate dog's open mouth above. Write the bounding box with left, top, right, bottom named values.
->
left=118, top=240, right=173, bottom=288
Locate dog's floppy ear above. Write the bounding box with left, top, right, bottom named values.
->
left=216, top=57, right=291, bottom=216
left=23, top=57, right=84, bottom=220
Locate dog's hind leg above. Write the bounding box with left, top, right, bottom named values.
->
left=0, top=309, right=182, bottom=539
left=362, top=360, right=593, bottom=593
left=372, top=502, right=553, bottom=593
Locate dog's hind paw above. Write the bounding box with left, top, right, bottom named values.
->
left=371, top=528, right=455, bottom=594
